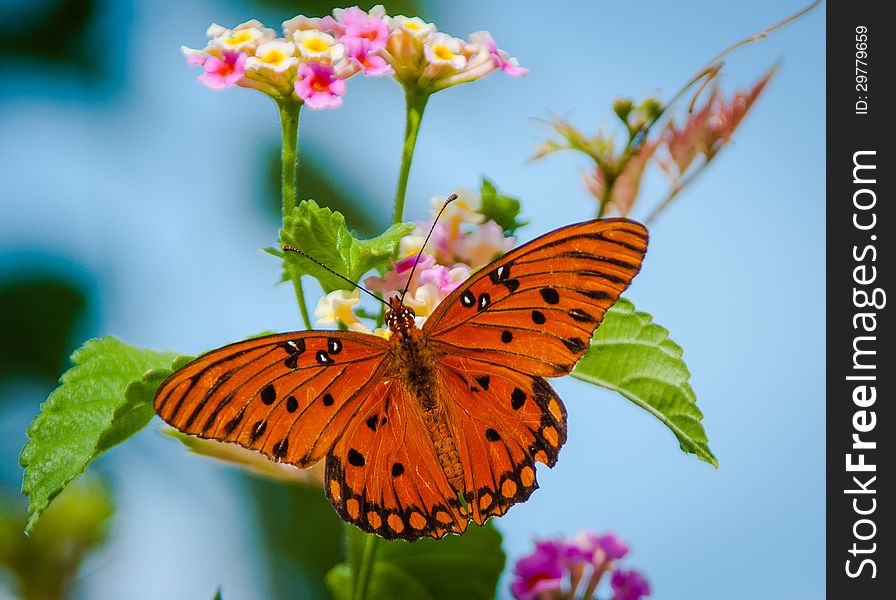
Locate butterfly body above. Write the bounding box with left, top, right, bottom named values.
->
left=154, top=218, right=648, bottom=540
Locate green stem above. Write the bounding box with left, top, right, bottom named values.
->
left=277, top=99, right=312, bottom=330
left=278, top=99, right=301, bottom=219
left=392, top=87, right=430, bottom=224
left=354, top=534, right=379, bottom=600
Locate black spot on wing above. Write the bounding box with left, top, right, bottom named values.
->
left=511, top=388, right=526, bottom=410
left=261, top=384, right=276, bottom=405
left=366, top=414, right=379, bottom=431
left=568, top=308, right=597, bottom=323
left=348, top=448, right=365, bottom=467
left=540, top=287, right=560, bottom=304
left=562, top=337, right=588, bottom=353
left=250, top=420, right=267, bottom=443
left=272, top=438, right=289, bottom=459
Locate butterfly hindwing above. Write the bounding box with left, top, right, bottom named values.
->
left=325, top=382, right=469, bottom=540
left=154, top=331, right=388, bottom=467
left=438, top=360, right=567, bottom=525
left=424, top=218, right=648, bottom=376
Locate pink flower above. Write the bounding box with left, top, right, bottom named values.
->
left=196, top=51, right=246, bottom=90
left=512, top=531, right=648, bottom=600
left=572, top=531, right=630, bottom=570
left=343, top=37, right=393, bottom=75
left=511, top=541, right=566, bottom=600
left=454, top=220, right=515, bottom=267
left=294, top=62, right=346, bottom=109
left=471, top=31, right=528, bottom=76
left=337, top=6, right=390, bottom=52
left=365, top=254, right=437, bottom=300
left=610, top=569, right=651, bottom=600
left=418, top=263, right=471, bottom=295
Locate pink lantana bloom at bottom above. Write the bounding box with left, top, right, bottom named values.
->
left=294, top=62, right=346, bottom=109
left=510, top=541, right=566, bottom=600
left=196, top=51, right=247, bottom=90
left=610, top=569, right=651, bottom=600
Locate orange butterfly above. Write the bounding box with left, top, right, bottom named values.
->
left=154, top=218, right=647, bottom=540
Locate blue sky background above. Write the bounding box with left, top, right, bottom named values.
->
left=1, top=1, right=824, bottom=598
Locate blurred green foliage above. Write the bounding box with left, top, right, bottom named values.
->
left=247, top=477, right=345, bottom=600
left=256, top=1, right=423, bottom=19
left=0, top=0, right=102, bottom=79
left=0, top=478, right=114, bottom=600
left=0, top=276, right=88, bottom=381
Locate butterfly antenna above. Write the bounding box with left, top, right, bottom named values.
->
left=399, top=193, right=458, bottom=304
left=281, top=245, right=389, bottom=307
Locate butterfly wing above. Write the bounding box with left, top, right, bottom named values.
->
left=324, top=381, right=470, bottom=541
left=422, top=218, right=647, bottom=522
left=154, top=331, right=389, bottom=467
left=423, top=218, right=648, bottom=376
left=438, top=363, right=566, bottom=525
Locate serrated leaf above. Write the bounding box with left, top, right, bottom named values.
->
left=572, top=298, right=717, bottom=466
left=331, top=523, right=505, bottom=600
left=479, top=178, right=527, bottom=236
left=19, top=337, right=178, bottom=532
left=94, top=357, right=190, bottom=455
left=279, top=200, right=414, bottom=293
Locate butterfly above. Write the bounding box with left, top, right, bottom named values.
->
left=154, top=218, right=647, bottom=541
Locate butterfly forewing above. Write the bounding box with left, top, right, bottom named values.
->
left=423, top=218, right=648, bottom=376
left=154, top=331, right=389, bottom=467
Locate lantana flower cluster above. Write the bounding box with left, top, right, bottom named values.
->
left=314, top=189, right=515, bottom=335
left=511, top=531, right=650, bottom=600
left=182, top=5, right=525, bottom=109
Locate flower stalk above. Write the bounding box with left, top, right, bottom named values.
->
left=393, top=88, right=430, bottom=224
left=277, top=98, right=312, bottom=329
left=354, top=534, right=379, bottom=600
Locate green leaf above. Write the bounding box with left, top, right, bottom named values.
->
left=330, top=523, right=505, bottom=600
left=572, top=298, right=717, bottom=466
left=479, top=178, right=528, bottom=236
left=327, top=562, right=433, bottom=600
left=19, top=337, right=179, bottom=533
left=278, top=200, right=414, bottom=293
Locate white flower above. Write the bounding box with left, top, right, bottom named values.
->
left=314, top=289, right=368, bottom=332
left=388, top=15, right=436, bottom=38
left=293, top=30, right=345, bottom=61
left=245, top=40, right=298, bottom=72
left=423, top=32, right=467, bottom=69
left=207, top=20, right=275, bottom=54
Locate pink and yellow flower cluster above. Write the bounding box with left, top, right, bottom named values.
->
left=183, top=6, right=525, bottom=109
left=314, top=188, right=516, bottom=336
